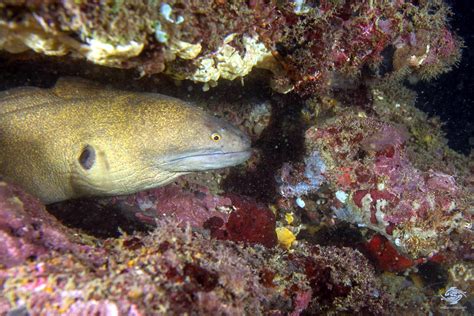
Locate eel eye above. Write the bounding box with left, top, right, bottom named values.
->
left=211, top=133, right=221, bottom=142
left=79, top=145, right=96, bottom=170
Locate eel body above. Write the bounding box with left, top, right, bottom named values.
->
left=0, top=77, right=251, bottom=203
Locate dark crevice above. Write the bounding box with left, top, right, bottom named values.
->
left=47, top=200, right=150, bottom=238
left=222, top=93, right=306, bottom=202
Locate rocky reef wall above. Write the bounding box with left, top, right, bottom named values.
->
left=0, top=1, right=472, bottom=315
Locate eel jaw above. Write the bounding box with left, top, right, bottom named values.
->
left=157, top=150, right=252, bottom=172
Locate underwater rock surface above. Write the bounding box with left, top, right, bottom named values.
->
left=0, top=1, right=473, bottom=315
left=0, top=218, right=392, bottom=315
left=0, top=181, right=103, bottom=269
left=0, top=1, right=462, bottom=94
left=305, top=113, right=468, bottom=259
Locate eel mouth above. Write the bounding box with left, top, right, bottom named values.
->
left=158, top=150, right=252, bottom=172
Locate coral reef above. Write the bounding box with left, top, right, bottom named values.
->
left=0, top=218, right=392, bottom=315
left=0, top=1, right=462, bottom=94
left=5, top=152, right=463, bottom=313
left=276, top=0, right=462, bottom=95
left=206, top=194, right=277, bottom=248
left=304, top=112, right=469, bottom=259
left=303, top=117, right=468, bottom=262
left=271, top=84, right=472, bottom=272
left=0, top=1, right=471, bottom=314
left=365, top=234, right=420, bottom=272
left=267, top=84, right=472, bottom=311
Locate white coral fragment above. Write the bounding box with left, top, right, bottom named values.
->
left=0, top=15, right=144, bottom=67
left=0, top=17, right=68, bottom=55
left=188, top=34, right=274, bottom=84
left=81, top=39, right=144, bottom=66
left=168, top=39, right=202, bottom=60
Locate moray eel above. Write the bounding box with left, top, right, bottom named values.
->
left=0, top=77, right=251, bottom=204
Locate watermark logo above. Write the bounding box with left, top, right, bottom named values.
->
left=440, top=287, right=467, bottom=306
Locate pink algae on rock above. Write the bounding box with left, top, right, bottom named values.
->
left=275, top=0, right=462, bottom=96
left=51, top=181, right=278, bottom=248
left=117, top=185, right=278, bottom=248
left=0, top=174, right=395, bottom=314
left=116, top=183, right=233, bottom=228
left=206, top=194, right=278, bottom=248
left=0, top=219, right=391, bottom=315
left=304, top=113, right=470, bottom=259
left=0, top=181, right=103, bottom=268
